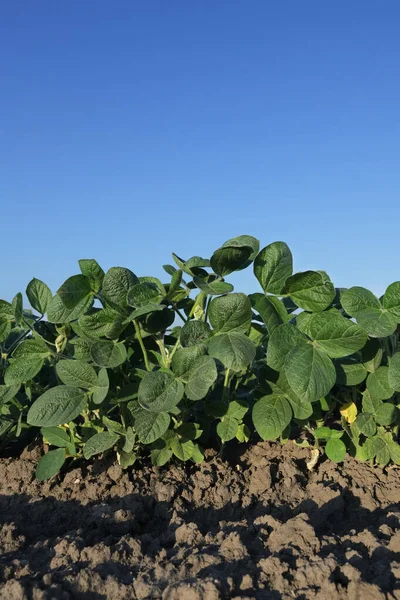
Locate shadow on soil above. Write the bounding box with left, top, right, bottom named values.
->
left=0, top=488, right=399, bottom=600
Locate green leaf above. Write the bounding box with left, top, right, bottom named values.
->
left=127, top=282, right=163, bottom=308
left=362, top=338, right=383, bottom=372
left=56, top=360, right=98, bottom=389
left=252, top=395, right=292, bottom=440
left=366, top=367, right=393, bottom=400
left=284, top=271, right=335, bottom=312
left=35, top=448, right=66, bottom=481
left=207, top=331, right=256, bottom=372
left=305, top=311, right=368, bottom=358
left=268, top=372, right=313, bottom=419
left=210, top=245, right=252, bottom=276
left=138, top=371, right=184, bottom=412
left=91, top=341, right=127, bottom=368
left=41, top=426, right=71, bottom=447
left=208, top=293, right=252, bottom=334
left=57, top=275, right=92, bottom=310
left=102, top=267, right=139, bottom=313
left=254, top=242, right=293, bottom=295
left=221, top=235, right=260, bottom=269
left=227, top=399, right=249, bottom=419
left=266, top=324, right=308, bottom=371
left=92, top=368, right=109, bottom=405
left=0, top=320, right=12, bottom=343
left=171, top=345, right=206, bottom=378
left=354, top=413, right=377, bottom=437
left=180, top=320, right=212, bottom=347
left=78, top=259, right=105, bottom=291
left=325, top=438, right=346, bottom=462
left=355, top=308, right=397, bottom=338
left=382, top=281, right=400, bottom=319
left=170, top=437, right=195, bottom=461
left=47, top=293, right=94, bottom=323
left=375, top=402, right=397, bottom=426
left=12, top=338, right=51, bottom=359
left=249, top=293, right=288, bottom=333
left=118, top=450, right=137, bottom=468
left=371, top=433, right=391, bottom=466
left=143, top=307, right=175, bottom=333
left=4, top=356, right=44, bottom=386
left=135, top=410, right=170, bottom=444
left=388, top=352, right=400, bottom=391
left=78, top=308, right=125, bottom=340
left=12, top=293, right=23, bottom=324
left=362, top=389, right=382, bottom=416
left=335, top=357, right=368, bottom=386
left=217, top=416, right=240, bottom=442
left=26, top=278, right=52, bottom=314
left=193, top=277, right=234, bottom=296
left=0, top=300, right=15, bottom=321
left=285, top=343, right=336, bottom=404
left=27, top=386, right=86, bottom=427
left=341, top=286, right=381, bottom=315
left=83, top=431, right=119, bottom=459
left=151, top=446, right=173, bottom=466
left=184, top=356, right=217, bottom=401
left=0, top=384, right=20, bottom=407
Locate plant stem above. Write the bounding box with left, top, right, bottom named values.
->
left=223, top=368, right=231, bottom=402
left=155, top=337, right=168, bottom=368
left=133, top=319, right=151, bottom=372
left=174, top=307, right=188, bottom=323
left=166, top=338, right=180, bottom=367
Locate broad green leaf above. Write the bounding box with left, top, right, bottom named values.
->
left=249, top=293, right=288, bottom=333
left=135, top=410, right=170, bottom=444
left=362, top=389, right=382, bottom=416
left=172, top=253, right=208, bottom=276
left=285, top=343, right=336, bottom=403
left=210, top=245, right=252, bottom=276
left=12, top=338, right=51, bottom=359
left=366, top=367, right=393, bottom=400
left=143, top=307, right=175, bottom=333
left=101, top=267, right=139, bottom=313
left=184, top=356, right=217, bottom=400
left=252, top=395, right=292, bottom=440
left=193, top=277, right=234, bottom=296
left=254, top=242, right=293, bottom=295
left=305, top=311, right=368, bottom=358
left=221, top=235, right=260, bottom=268
left=236, top=423, right=251, bottom=442
left=83, top=431, right=119, bottom=459
left=78, top=259, right=105, bottom=291
left=170, top=437, right=195, bottom=461
left=26, top=278, right=52, bottom=315
left=91, top=341, right=127, bottom=368
left=130, top=304, right=164, bottom=319
left=207, top=332, right=256, bottom=372
left=227, top=399, right=249, bottom=419
left=47, top=293, right=94, bottom=323
left=0, top=300, right=15, bottom=321
left=371, top=434, right=391, bottom=466
left=5, top=356, right=44, bottom=385
left=354, top=413, right=376, bottom=437
left=268, top=372, right=313, bottom=419
left=27, top=386, right=86, bottom=426
left=176, top=422, right=203, bottom=440
left=56, top=360, right=98, bottom=389
left=127, top=282, right=163, bottom=307
left=41, top=426, right=71, bottom=447
left=151, top=446, right=173, bottom=466
left=325, top=438, right=346, bottom=462
left=388, top=352, right=400, bottom=391
left=266, top=324, right=308, bottom=371
left=375, top=402, right=397, bottom=426
left=0, top=384, right=20, bottom=407
left=341, top=287, right=380, bottom=315
left=217, top=416, right=240, bottom=442
left=12, top=293, right=23, bottom=324
left=138, top=371, right=184, bottom=412
left=355, top=308, right=397, bottom=338
left=362, top=338, right=383, bottom=372
left=284, top=271, right=335, bottom=312
left=180, top=320, right=212, bottom=347
left=382, top=281, right=400, bottom=319
left=209, top=293, right=252, bottom=334
left=139, top=276, right=166, bottom=296
left=118, top=450, right=137, bottom=468
left=191, top=443, right=205, bottom=463
left=389, top=440, right=400, bottom=465
left=78, top=308, right=125, bottom=340
left=35, top=448, right=66, bottom=481
left=171, top=345, right=206, bottom=378
left=0, top=319, right=11, bottom=343
left=92, top=368, right=109, bottom=405
left=57, top=275, right=92, bottom=310
left=335, top=357, right=368, bottom=386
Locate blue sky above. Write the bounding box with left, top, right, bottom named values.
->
left=1, top=1, right=399, bottom=304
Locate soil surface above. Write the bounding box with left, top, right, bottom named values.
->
left=0, top=441, right=399, bottom=600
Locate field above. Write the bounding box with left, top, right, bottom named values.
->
left=1, top=440, right=399, bottom=600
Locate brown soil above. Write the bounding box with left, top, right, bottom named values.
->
left=0, top=441, right=399, bottom=600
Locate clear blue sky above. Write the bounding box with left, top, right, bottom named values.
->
left=1, top=1, right=399, bottom=304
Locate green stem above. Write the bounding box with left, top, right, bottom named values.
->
left=166, top=338, right=180, bottom=367
left=174, top=307, right=188, bottom=323
left=223, top=368, right=231, bottom=402
left=155, top=337, right=168, bottom=368
left=133, top=319, right=151, bottom=372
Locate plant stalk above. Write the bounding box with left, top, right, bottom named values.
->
left=133, top=319, right=151, bottom=372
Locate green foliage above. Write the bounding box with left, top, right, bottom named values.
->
left=1, top=235, right=400, bottom=481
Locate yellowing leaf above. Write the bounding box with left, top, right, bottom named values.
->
left=340, top=401, right=358, bottom=423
